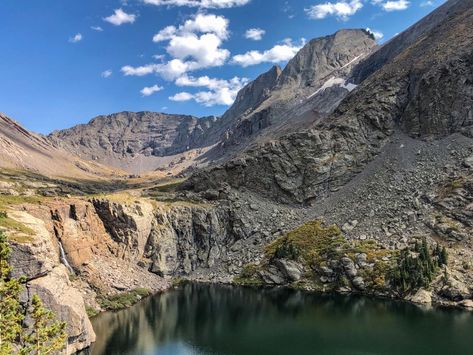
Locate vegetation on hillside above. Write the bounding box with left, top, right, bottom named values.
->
left=236, top=220, right=448, bottom=297
left=389, top=238, right=448, bottom=295
left=0, top=231, right=67, bottom=354
left=97, top=288, right=151, bottom=311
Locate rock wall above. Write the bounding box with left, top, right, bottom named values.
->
left=7, top=210, right=95, bottom=354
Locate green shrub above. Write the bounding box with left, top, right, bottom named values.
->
left=97, top=288, right=151, bottom=311
left=265, top=221, right=345, bottom=265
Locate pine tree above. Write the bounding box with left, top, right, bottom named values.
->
left=440, top=247, right=448, bottom=266
left=21, top=295, right=67, bottom=355
left=0, top=231, right=67, bottom=354
left=0, top=231, right=24, bottom=355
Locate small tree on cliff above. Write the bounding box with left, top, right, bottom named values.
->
left=21, top=295, right=67, bottom=355
left=0, top=231, right=67, bottom=354
left=0, top=231, right=24, bottom=355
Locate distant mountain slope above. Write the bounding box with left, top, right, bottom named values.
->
left=48, top=112, right=222, bottom=174
left=0, top=113, right=123, bottom=179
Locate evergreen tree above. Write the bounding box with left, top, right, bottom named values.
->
left=0, top=231, right=24, bottom=355
left=0, top=231, right=67, bottom=354
left=21, top=295, right=67, bottom=355
left=440, top=247, right=448, bottom=266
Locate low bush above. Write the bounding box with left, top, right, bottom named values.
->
left=97, top=288, right=151, bottom=311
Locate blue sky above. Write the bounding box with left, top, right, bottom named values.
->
left=0, top=0, right=444, bottom=134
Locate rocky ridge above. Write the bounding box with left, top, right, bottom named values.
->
left=47, top=30, right=377, bottom=175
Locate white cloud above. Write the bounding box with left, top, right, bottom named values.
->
left=167, top=33, right=230, bottom=68
left=153, top=26, right=178, bottom=42
left=420, top=1, right=434, bottom=6
left=124, top=13, right=231, bottom=80
left=141, top=84, right=164, bottom=96
left=121, top=59, right=190, bottom=80
left=101, top=70, right=113, bottom=78
left=305, top=0, right=363, bottom=20
left=69, top=33, right=82, bottom=43
left=153, top=54, right=166, bottom=61
left=382, top=0, right=410, bottom=11
left=169, top=92, right=194, bottom=101
left=153, top=14, right=229, bottom=42
left=91, top=26, right=104, bottom=32
left=143, top=0, right=250, bottom=8
left=171, top=75, right=248, bottom=106
left=366, top=28, right=384, bottom=40
left=122, top=64, right=159, bottom=76
left=104, top=8, right=136, bottom=26
left=245, top=28, right=265, bottom=41
left=232, top=39, right=304, bottom=67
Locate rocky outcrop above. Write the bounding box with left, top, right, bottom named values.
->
left=186, top=2, right=473, bottom=204
left=6, top=210, right=96, bottom=353
left=209, top=29, right=377, bottom=160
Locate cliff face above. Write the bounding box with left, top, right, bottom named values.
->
left=48, top=112, right=222, bottom=174
left=209, top=29, right=377, bottom=160
left=186, top=0, right=473, bottom=204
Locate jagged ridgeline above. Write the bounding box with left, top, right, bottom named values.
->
left=0, top=0, right=473, bottom=353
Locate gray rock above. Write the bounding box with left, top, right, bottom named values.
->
left=274, top=259, right=304, bottom=282
left=352, top=276, right=366, bottom=290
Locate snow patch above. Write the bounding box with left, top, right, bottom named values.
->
left=307, top=77, right=358, bottom=99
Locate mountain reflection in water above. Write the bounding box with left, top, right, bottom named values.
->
left=88, top=283, right=473, bottom=355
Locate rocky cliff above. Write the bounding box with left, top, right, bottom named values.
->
left=48, top=112, right=223, bottom=174
left=186, top=0, right=473, bottom=204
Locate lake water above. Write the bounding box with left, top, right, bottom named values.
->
left=88, top=284, right=473, bottom=355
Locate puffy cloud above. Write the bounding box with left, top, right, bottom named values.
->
left=101, top=69, right=113, bottom=78
left=143, top=0, right=250, bottom=8
left=91, top=26, right=104, bottom=32
left=123, top=13, right=231, bottom=81
left=366, top=28, right=384, bottom=40
left=245, top=28, right=265, bottom=41
left=69, top=33, right=82, bottom=43
left=153, top=14, right=229, bottom=42
left=121, top=59, right=190, bottom=80
left=169, top=92, right=194, bottom=101
left=153, top=26, right=177, bottom=42
left=140, top=84, right=164, bottom=96
left=171, top=75, right=248, bottom=106
left=104, top=8, right=136, bottom=26
left=167, top=33, right=230, bottom=68
left=305, top=0, right=363, bottom=20
left=382, top=0, right=410, bottom=11
left=232, top=39, right=304, bottom=67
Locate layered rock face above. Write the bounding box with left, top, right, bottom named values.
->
left=186, top=1, right=473, bottom=204
left=209, top=29, right=377, bottom=159
left=48, top=112, right=222, bottom=174
left=7, top=210, right=95, bottom=353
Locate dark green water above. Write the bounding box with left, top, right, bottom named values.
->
left=89, top=284, right=473, bottom=355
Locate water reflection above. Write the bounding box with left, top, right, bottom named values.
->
left=89, top=284, right=473, bottom=355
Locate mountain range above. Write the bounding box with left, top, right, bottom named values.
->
left=1, top=0, right=473, bottom=353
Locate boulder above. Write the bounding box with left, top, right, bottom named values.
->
left=341, top=257, right=357, bottom=278
left=407, top=289, right=432, bottom=305
left=274, top=259, right=304, bottom=282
